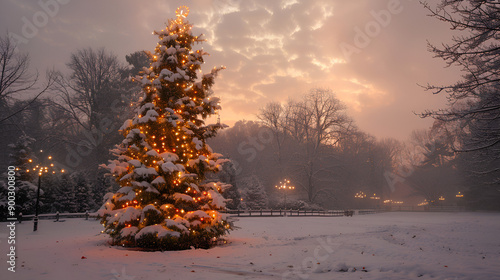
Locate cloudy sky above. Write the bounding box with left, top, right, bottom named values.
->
left=1, top=0, right=461, bottom=140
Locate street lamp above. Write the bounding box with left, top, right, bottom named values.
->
left=275, top=179, right=294, bottom=213
left=32, top=150, right=65, bottom=232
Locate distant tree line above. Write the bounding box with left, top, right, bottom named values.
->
left=208, top=88, right=401, bottom=210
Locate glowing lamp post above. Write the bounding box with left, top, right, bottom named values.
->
left=32, top=151, right=65, bottom=232
left=275, top=179, right=294, bottom=213
left=456, top=191, right=465, bottom=208
left=354, top=191, right=366, bottom=208
left=354, top=191, right=367, bottom=199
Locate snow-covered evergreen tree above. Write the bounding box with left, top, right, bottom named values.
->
left=72, top=172, right=95, bottom=212
left=217, top=161, right=241, bottom=210
left=98, top=6, right=231, bottom=250
left=57, top=173, right=77, bottom=213
left=8, top=135, right=40, bottom=214
left=239, top=175, right=268, bottom=210
left=206, top=161, right=241, bottom=209
left=39, top=174, right=60, bottom=213
left=90, top=169, right=118, bottom=208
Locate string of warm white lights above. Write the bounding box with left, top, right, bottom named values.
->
left=98, top=6, right=231, bottom=249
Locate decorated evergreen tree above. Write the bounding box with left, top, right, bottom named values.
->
left=98, top=6, right=231, bottom=250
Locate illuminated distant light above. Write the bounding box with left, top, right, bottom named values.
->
left=61, top=169, right=65, bottom=173
left=48, top=156, right=52, bottom=160
left=40, top=150, right=43, bottom=153
left=28, top=159, right=33, bottom=163
left=418, top=200, right=429, bottom=206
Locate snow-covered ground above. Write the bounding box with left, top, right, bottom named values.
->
left=1, top=212, right=500, bottom=280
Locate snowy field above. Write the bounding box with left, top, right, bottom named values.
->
left=1, top=212, right=500, bottom=280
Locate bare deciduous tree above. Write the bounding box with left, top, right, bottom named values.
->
left=421, top=1, right=500, bottom=96
left=260, top=88, right=352, bottom=203
left=258, top=102, right=288, bottom=176
left=52, top=47, right=135, bottom=170
left=54, top=48, right=129, bottom=130
left=0, top=35, right=55, bottom=123
left=421, top=0, right=500, bottom=150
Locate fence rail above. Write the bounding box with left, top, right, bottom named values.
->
left=12, top=209, right=379, bottom=222
left=9, top=206, right=467, bottom=222
left=222, top=209, right=378, bottom=217
left=17, top=212, right=99, bottom=222
left=385, top=205, right=465, bottom=212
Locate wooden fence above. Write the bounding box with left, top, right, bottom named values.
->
left=14, top=209, right=379, bottom=222
left=13, top=206, right=468, bottom=222
left=384, top=205, right=465, bottom=212
left=223, top=209, right=378, bottom=217
left=17, top=212, right=99, bottom=222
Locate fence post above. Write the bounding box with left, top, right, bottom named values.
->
left=19, top=212, right=22, bottom=223
left=85, top=210, right=89, bottom=220
left=56, top=211, right=60, bottom=222
left=280, top=209, right=282, bottom=216
left=260, top=208, right=263, bottom=216
left=270, top=209, right=273, bottom=216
